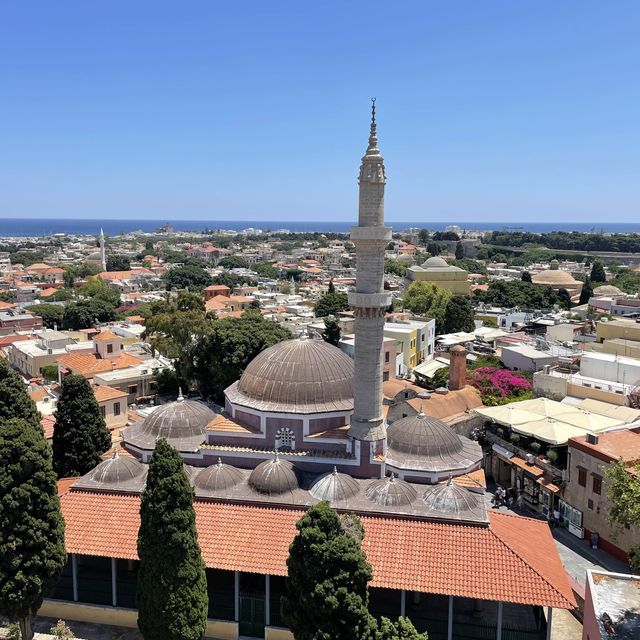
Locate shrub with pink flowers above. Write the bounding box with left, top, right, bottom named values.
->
left=470, top=367, right=532, bottom=405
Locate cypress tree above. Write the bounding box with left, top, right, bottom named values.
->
left=454, top=241, right=464, bottom=260
left=137, top=438, right=208, bottom=640
left=521, top=271, right=532, bottom=283
left=0, top=360, right=41, bottom=428
left=0, top=418, right=66, bottom=640
left=321, top=317, right=342, bottom=347
left=579, top=276, right=594, bottom=305
left=282, top=501, right=377, bottom=640
left=590, top=261, right=606, bottom=283
left=443, top=296, right=476, bottom=334
left=52, top=374, right=111, bottom=478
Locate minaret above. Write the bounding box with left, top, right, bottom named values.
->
left=99, top=228, right=107, bottom=272
left=347, top=99, right=392, bottom=442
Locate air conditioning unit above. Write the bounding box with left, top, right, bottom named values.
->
left=587, top=433, right=599, bottom=445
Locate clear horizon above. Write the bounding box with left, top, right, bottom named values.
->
left=1, top=2, right=639, bottom=223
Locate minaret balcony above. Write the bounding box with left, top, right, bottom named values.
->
left=348, top=292, right=392, bottom=308
left=350, top=226, right=392, bottom=241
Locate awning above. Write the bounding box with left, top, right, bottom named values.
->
left=492, top=443, right=513, bottom=460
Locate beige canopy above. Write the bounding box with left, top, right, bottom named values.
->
left=511, top=417, right=591, bottom=445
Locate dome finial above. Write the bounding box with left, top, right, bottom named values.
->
left=217, top=457, right=223, bottom=466
left=367, top=97, right=378, bottom=152
left=332, top=465, right=338, bottom=476
left=447, top=473, right=453, bottom=486
left=112, top=447, right=119, bottom=459
left=177, top=387, right=184, bottom=402
left=417, top=402, right=425, bottom=418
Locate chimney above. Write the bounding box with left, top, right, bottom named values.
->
left=448, top=345, right=467, bottom=391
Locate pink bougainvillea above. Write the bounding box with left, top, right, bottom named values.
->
left=470, top=366, right=532, bottom=399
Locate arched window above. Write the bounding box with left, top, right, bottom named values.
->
left=276, top=427, right=295, bottom=451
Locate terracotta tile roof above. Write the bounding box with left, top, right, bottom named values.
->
left=510, top=456, right=545, bottom=477
left=41, top=415, right=56, bottom=439
left=452, top=468, right=487, bottom=489
left=57, top=477, right=76, bottom=496
left=206, top=413, right=260, bottom=434
left=26, top=263, right=52, bottom=271
left=569, top=430, right=640, bottom=466
left=57, top=352, right=142, bottom=376
left=98, top=269, right=153, bottom=281
left=92, top=331, right=120, bottom=342
left=29, top=387, right=48, bottom=403
left=383, top=378, right=423, bottom=400
left=406, top=387, right=483, bottom=421
left=0, top=301, right=17, bottom=310
left=39, top=287, right=59, bottom=298
left=0, top=334, right=32, bottom=347
left=59, top=492, right=575, bottom=609
left=307, top=426, right=350, bottom=440
left=93, top=385, right=128, bottom=402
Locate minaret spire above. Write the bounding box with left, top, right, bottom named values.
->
left=347, top=101, right=392, bottom=442
left=99, top=228, right=107, bottom=272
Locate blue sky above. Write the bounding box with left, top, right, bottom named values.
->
left=1, top=1, right=638, bottom=223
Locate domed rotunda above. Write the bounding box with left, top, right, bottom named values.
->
left=386, top=409, right=482, bottom=483
left=225, top=337, right=354, bottom=414
left=122, top=393, right=216, bottom=457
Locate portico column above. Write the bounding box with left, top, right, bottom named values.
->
left=546, top=607, right=553, bottom=640
left=496, top=601, right=503, bottom=640
left=111, top=558, right=117, bottom=607
left=447, top=595, right=453, bottom=640
left=234, top=571, right=240, bottom=622
left=400, top=590, right=406, bottom=617
left=71, top=554, right=78, bottom=602
left=265, top=575, right=271, bottom=626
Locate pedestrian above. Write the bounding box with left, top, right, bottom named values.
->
left=516, top=492, right=524, bottom=510
left=553, top=507, right=561, bottom=528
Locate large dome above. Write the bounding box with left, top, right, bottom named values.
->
left=388, top=411, right=463, bottom=457
left=195, top=459, right=244, bottom=493
left=309, top=467, right=360, bottom=503
left=122, top=395, right=215, bottom=451
left=226, top=337, right=354, bottom=413
left=386, top=409, right=483, bottom=474
left=421, top=256, right=450, bottom=269
left=74, top=450, right=147, bottom=491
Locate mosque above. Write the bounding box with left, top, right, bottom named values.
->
left=52, top=104, right=574, bottom=640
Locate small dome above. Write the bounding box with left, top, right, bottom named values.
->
left=387, top=410, right=462, bottom=458
left=593, top=285, right=623, bottom=296
left=195, top=459, right=244, bottom=492
left=249, top=456, right=299, bottom=496
left=421, top=256, right=449, bottom=269
left=85, top=451, right=146, bottom=485
left=309, top=467, right=360, bottom=503
left=423, top=479, right=480, bottom=514
left=228, top=337, right=354, bottom=413
left=366, top=475, right=417, bottom=507
left=137, top=396, right=215, bottom=440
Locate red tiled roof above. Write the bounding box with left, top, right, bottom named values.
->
left=59, top=492, right=575, bottom=609
left=93, top=385, right=128, bottom=402
left=92, top=331, right=120, bottom=342
left=41, top=415, right=56, bottom=439
left=57, top=352, right=142, bottom=376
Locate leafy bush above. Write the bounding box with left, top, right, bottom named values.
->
left=547, top=449, right=558, bottom=463
left=470, top=367, right=531, bottom=404
left=510, top=433, right=520, bottom=445
left=530, top=441, right=542, bottom=454
left=50, top=620, right=75, bottom=639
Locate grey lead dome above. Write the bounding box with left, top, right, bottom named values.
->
left=249, top=456, right=299, bottom=496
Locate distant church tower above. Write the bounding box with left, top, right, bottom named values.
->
left=99, top=228, right=107, bottom=272
left=347, top=100, right=392, bottom=442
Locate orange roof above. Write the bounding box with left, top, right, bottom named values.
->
left=26, top=263, right=52, bottom=271
left=98, top=269, right=153, bottom=281
left=57, top=352, right=141, bottom=376
left=126, top=315, right=145, bottom=324
left=57, top=477, right=76, bottom=496
left=570, top=430, right=640, bottom=466
left=204, top=285, right=231, bottom=292
left=92, top=331, right=120, bottom=342
left=452, top=468, right=487, bottom=489
left=29, top=387, right=48, bottom=403
left=39, top=287, right=59, bottom=298
left=510, top=456, right=545, bottom=477
left=59, top=492, right=575, bottom=609
left=406, top=387, right=483, bottom=422
left=93, top=385, right=128, bottom=402
left=206, top=413, right=260, bottom=434
left=0, top=301, right=16, bottom=310
left=41, top=415, right=56, bottom=439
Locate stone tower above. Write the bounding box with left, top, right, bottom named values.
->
left=347, top=100, right=392, bottom=442
left=448, top=345, right=467, bottom=391
left=99, top=228, right=107, bottom=272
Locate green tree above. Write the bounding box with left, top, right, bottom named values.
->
left=254, top=262, right=279, bottom=279
left=218, top=255, right=250, bottom=270
left=281, top=502, right=377, bottom=640
left=454, top=241, right=464, bottom=260
left=62, top=299, right=117, bottom=330
left=106, top=255, right=131, bottom=271
left=590, top=261, right=606, bottom=283
left=556, top=288, right=572, bottom=310
left=384, top=259, right=408, bottom=277
left=417, top=229, right=429, bottom=246
left=0, top=360, right=41, bottom=427
left=79, top=277, right=121, bottom=307
left=605, top=460, right=640, bottom=571
left=137, top=438, right=208, bottom=640
left=521, top=271, right=532, bottom=283
left=62, top=266, right=76, bottom=289
left=430, top=366, right=450, bottom=389
left=52, top=374, right=111, bottom=478
left=191, top=309, right=292, bottom=400
left=376, top=617, right=427, bottom=640
left=26, top=303, right=64, bottom=329
left=0, top=419, right=67, bottom=640
left=322, top=317, right=341, bottom=347
left=328, top=279, right=336, bottom=294
left=315, top=292, right=350, bottom=318
left=579, top=277, right=593, bottom=305
left=164, top=264, right=213, bottom=291
left=41, top=365, right=59, bottom=382
left=402, top=282, right=452, bottom=333
left=443, top=296, right=475, bottom=333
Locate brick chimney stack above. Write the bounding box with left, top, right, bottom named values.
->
left=448, top=345, right=467, bottom=391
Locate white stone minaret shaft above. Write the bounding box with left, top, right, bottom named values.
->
left=99, top=228, right=107, bottom=272
left=347, top=100, right=392, bottom=442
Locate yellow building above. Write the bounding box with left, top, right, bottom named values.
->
left=406, top=256, right=470, bottom=295
left=596, top=318, right=640, bottom=343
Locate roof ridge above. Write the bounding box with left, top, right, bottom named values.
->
left=488, top=514, right=574, bottom=608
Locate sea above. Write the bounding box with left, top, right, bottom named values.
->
left=0, top=218, right=638, bottom=237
